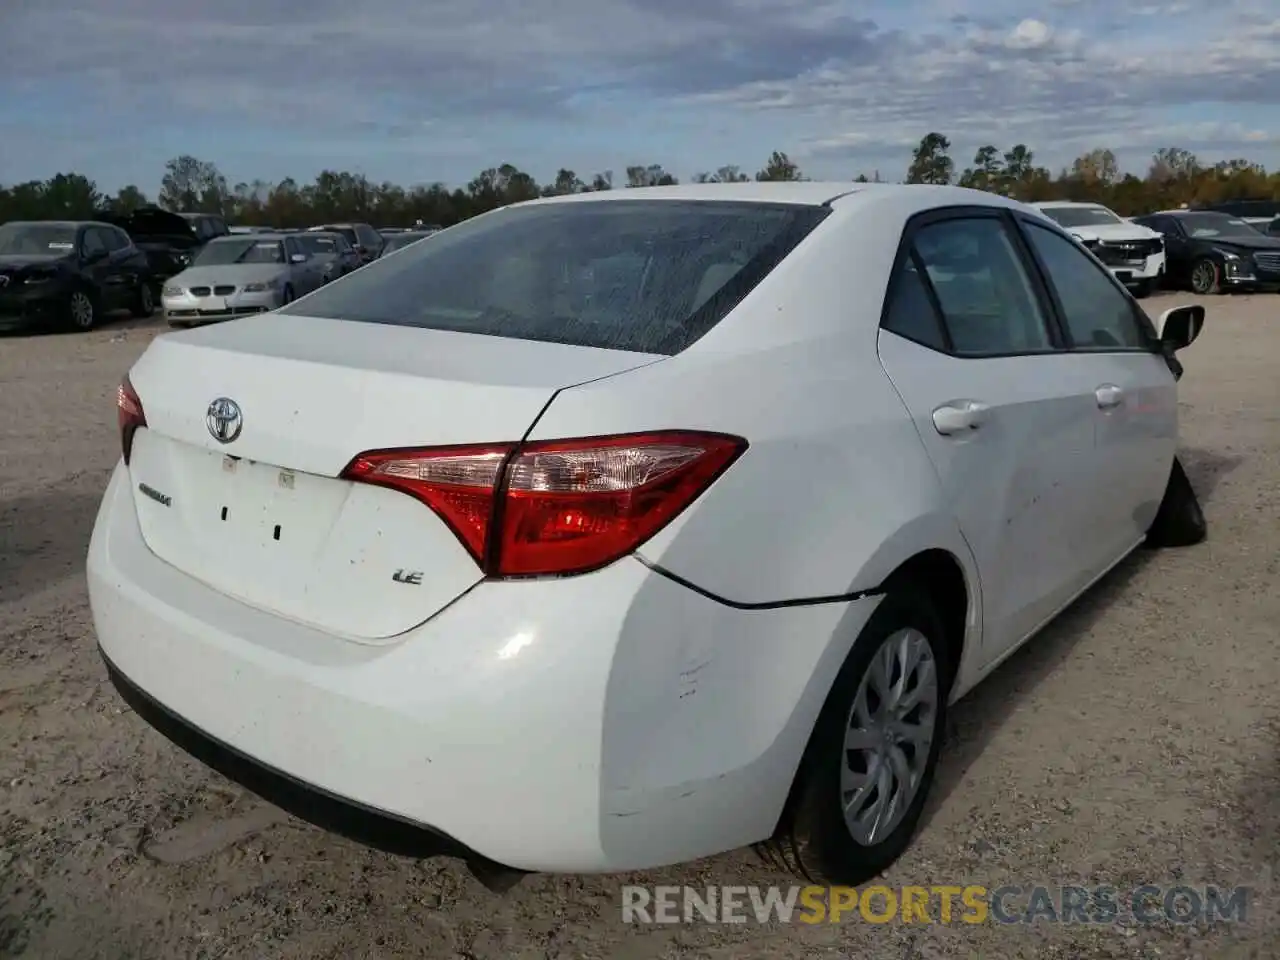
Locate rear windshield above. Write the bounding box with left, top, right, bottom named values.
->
left=279, top=200, right=828, bottom=354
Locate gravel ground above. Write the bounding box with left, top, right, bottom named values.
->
left=2, top=294, right=1278, bottom=959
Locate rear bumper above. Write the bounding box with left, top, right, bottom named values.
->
left=88, top=461, right=876, bottom=872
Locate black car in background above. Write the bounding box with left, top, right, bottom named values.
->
left=1195, top=199, right=1280, bottom=228
left=307, top=223, right=384, bottom=264
left=96, top=207, right=220, bottom=294
left=1134, top=210, right=1280, bottom=294
left=0, top=220, right=154, bottom=331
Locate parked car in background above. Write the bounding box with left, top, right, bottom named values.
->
left=377, top=227, right=407, bottom=235
left=307, top=222, right=383, bottom=264
left=229, top=225, right=276, bottom=235
left=379, top=230, right=435, bottom=254
left=1133, top=209, right=1280, bottom=294
left=1032, top=201, right=1165, bottom=298
left=178, top=212, right=231, bottom=242
left=97, top=207, right=212, bottom=295
left=1195, top=199, right=1280, bottom=230
left=0, top=219, right=154, bottom=331
left=161, top=233, right=326, bottom=326
left=93, top=184, right=1206, bottom=891
left=296, top=231, right=360, bottom=281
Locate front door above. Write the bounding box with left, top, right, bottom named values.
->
left=1017, top=216, right=1179, bottom=554
left=876, top=209, right=1107, bottom=662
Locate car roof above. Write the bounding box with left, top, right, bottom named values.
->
left=520, top=182, right=1032, bottom=219
left=4, top=219, right=92, bottom=228
left=1032, top=200, right=1107, bottom=208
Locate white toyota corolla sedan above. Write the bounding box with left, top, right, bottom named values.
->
left=89, top=183, right=1206, bottom=889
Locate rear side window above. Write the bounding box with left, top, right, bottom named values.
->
left=103, top=227, right=130, bottom=251
left=907, top=217, right=1055, bottom=356
left=280, top=201, right=829, bottom=355
left=882, top=257, right=948, bottom=351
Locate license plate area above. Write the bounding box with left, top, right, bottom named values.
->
left=210, top=454, right=333, bottom=553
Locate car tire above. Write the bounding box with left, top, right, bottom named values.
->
left=762, top=587, right=949, bottom=885
left=131, top=282, right=154, bottom=318
left=65, top=288, right=97, bottom=332
left=1190, top=258, right=1221, bottom=295
left=1144, top=455, right=1206, bottom=548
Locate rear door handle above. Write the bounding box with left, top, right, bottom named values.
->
left=1095, top=384, right=1125, bottom=409
left=932, top=400, right=990, bottom=436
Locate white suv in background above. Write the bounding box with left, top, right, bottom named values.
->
left=1033, top=201, right=1166, bottom=298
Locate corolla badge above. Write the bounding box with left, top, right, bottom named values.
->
left=206, top=397, right=243, bottom=444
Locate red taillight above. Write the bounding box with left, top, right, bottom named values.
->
left=340, top=431, right=746, bottom=577
left=117, top=375, right=146, bottom=464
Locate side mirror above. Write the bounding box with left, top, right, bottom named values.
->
left=1156, top=304, right=1205, bottom=352
left=289, top=253, right=307, bottom=264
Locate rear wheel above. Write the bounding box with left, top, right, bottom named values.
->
left=131, top=282, right=154, bottom=318
left=66, top=289, right=97, bottom=331
left=763, top=588, right=948, bottom=885
left=1190, top=258, right=1221, bottom=295
left=1145, top=455, right=1206, bottom=548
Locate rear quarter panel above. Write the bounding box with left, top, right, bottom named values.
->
left=526, top=200, right=980, bottom=608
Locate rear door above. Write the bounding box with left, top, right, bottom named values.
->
left=876, top=207, right=1109, bottom=662
left=1016, top=215, right=1177, bottom=556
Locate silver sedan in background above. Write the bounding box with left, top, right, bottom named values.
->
left=296, top=231, right=361, bottom=282
left=161, top=234, right=325, bottom=327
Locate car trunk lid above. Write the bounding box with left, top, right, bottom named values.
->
left=125, top=315, right=663, bottom=640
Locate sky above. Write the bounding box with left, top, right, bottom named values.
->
left=2, top=0, right=1279, bottom=195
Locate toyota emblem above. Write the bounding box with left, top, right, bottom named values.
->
left=206, top=397, right=243, bottom=444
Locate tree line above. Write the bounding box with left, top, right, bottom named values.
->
left=2, top=137, right=1276, bottom=229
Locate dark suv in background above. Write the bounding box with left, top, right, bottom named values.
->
left=307, top=223, right=384, bottom=264
left=97, top=208, right=229, bottom=294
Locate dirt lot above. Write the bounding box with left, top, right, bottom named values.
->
left=1, top=293, right=1278, bottom=959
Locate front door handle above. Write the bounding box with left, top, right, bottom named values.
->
left=932, top=400, right=990, bottom=436
left=1095, top=384, right=1125, bottom=409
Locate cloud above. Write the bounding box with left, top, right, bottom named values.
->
left=1, top=0, right=1278, bottom=188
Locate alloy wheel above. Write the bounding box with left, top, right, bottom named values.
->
left=1191, top=261, right=1217, bottom=294
left=840, top=628, right=939, bottom=846
left=70, top=291, right=95, bottom=329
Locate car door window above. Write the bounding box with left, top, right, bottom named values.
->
left=909, top=217, right=1055, bottom=356
left=357, top=225, right=381, bottom=249
left=1022, top=222, right=1150, bottom=351
left=285, top=238, right=303, bottom=260
left=108, top=227, right=131, bottom=250
left=881, top=256, right=948, bottom=351
left=81, top=229, right=108, bottom=260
